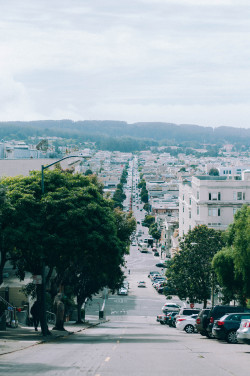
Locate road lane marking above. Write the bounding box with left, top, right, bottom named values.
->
left=105, top=357, right=110, bottom=362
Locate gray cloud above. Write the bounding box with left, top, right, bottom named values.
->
left=0, top=0, right=249, bottom=127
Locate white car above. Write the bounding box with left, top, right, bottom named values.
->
left=137, top=281, right=146, bottom=288
left=176, top=314, right=198, bottom=333
left=162, top=303, right=181, bottom=312
left=118, top=287, right=128, bottom=295
left=237, top=319, right=250, bottom=344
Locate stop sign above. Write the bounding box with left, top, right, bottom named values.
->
left=190, top=303, right=194, bottom=308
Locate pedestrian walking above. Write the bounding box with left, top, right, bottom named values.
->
left=31, top=301, right=40, bottom=331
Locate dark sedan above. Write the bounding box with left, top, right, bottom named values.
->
left=212, top=312, right=250, bottom=343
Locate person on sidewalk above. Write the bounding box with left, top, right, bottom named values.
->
left=31, top=301, right=40, bottom=331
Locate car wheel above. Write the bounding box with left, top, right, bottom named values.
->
left=226, top=330, right=237, bottom=344
left=160, top=321, right=164, bottom=325
left=184, top=324, right=194, bottom=333
left=205, top=331, right=214, bottom=339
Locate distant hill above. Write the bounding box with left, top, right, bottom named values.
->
left=0, top=120, right=249, bottom=145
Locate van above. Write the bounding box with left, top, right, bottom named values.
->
left=205, top=305, right=250, bottom=338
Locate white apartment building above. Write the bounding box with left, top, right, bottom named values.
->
left=179, top=170, right=250, bottom=236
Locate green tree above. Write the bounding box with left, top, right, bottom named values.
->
left=84, top=169, right=93, bottom=176
left=2, top=170, right=135, bottom=328
left=149, top=223, right=161, bottom=241
left=142, top=215, right=155, bottom=228
left=0, top=187, right=17, bottom=285
left=212, top=205, right=250, bottom=304
left=209, top=168, right=219, bottom=176
left=166, top=225, right=224, bottom=307
left=212, top=247, right=244, bottom=304
left=143, top=203, right=150, bottom=212
left=232, top=205, right=250, bottom=297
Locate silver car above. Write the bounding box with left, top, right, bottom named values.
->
left=237, top=319, right=250, bottom=344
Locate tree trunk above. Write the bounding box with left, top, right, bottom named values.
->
left=76, top=297, right=85, bottom=323
left=0, top=249, right=6, bottom=286
left=53, top=293, right=65, bottom=331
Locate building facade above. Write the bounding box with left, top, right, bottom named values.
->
left=179, top=171, right=250, bottom=236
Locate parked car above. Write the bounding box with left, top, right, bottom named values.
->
left=167, top=312, right=179, bottom=327
left=162, top=303, right=181, bottom=313
left=176, top=314, right=198, bottom=333
left=153, top=279, right=165, bottom=287
left=118, top=287, right=128, bottom=295
left=237, top=319, right=250, bottom=344
left=123, top=281, right=129, bottom=289
left=155, top=263, right=167, bottom=268
left=212, top=312, right=250, bottom=343
left=205, top=305, right=250, bottom=338
left=152, top=277, right=166, bottom=285
left=138, top=281, right=146, bottom=288
left=156, top=312, right=169, bottom=325
left=195, top=308, right=211, bottom=336
left=148, top=271, right=159, bottom=278
left=175, top=308, right=200, bottom=321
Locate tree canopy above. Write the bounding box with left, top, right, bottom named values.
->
left=0, top=169, right=136, bottom=324
left=212, top=205, right=250, bottom=305
left=166, top=225, right=225, bottom=307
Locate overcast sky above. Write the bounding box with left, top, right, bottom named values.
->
left=1, top=0, right=250, bottom=128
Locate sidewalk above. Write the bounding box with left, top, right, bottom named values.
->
left=0, top=315, right=107, bottom=356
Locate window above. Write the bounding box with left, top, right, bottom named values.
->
left=189, top=211, right=191, bottom=219
left=183, top=218, right=184, bottom=224
left=197, top=206, right=199, bottom=215
left=209, top=192, right=220, bottom=201
left=183, top=206, right=184, bottom=212
left=237, top=192, right=242, bottom=200
left=182, top=194, right=184, bottom=200
left=189, top=225, right=191, bottom=231
left=208, top=208, right=220, bottom=217
left=243, top=192, right=245, bottom=200
left=197, top=191, right=199, bottom=200
left=233, top=208, right=237, bottom=215
left=189, top=198, right=191, bottom=205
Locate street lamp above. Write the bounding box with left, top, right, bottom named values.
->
left=40, top=155, right=90, bottom=336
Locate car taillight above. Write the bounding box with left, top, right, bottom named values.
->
left=196, top=318, right=201, bottom=324
left=217, top=321, right=224, bottom=326
left=210, top=317, right=214, bottom=324
left=178, top=318, right=186, bottom=322
left=243, top=322, right=250, bottom=328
